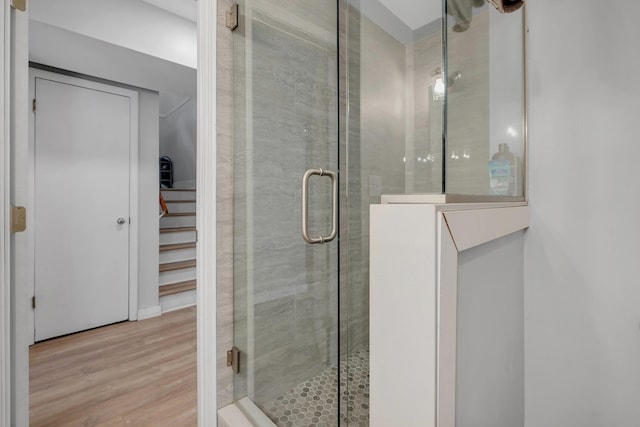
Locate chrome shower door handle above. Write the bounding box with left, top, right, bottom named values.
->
left=301, top=168, right=338, bottom=245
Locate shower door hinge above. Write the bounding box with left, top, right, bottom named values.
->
left=32, top=296, right=36, bottom=309
left=32, top=98, right=36, bottom=112
left=225, top=3, right=238, bottom=31
left=227, top=346, right=240, bottom=374
left=11, top=0, right=26, bottom=12
left=11, top=206, right=26, bottom=233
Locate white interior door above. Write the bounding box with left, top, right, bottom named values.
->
left=33, top=72, right=134, bottom=341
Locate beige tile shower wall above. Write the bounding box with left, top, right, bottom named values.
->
left=446, top=11, right=491, bottom=195
left=360, top=15, right=407, bottom=201
left=407, top=31, right=444, bottom=194
left=406, top=12, right=490, bottom=196
left=404, top=42, right=417, bottom=193
left=341, top=12, right=408, bottom=356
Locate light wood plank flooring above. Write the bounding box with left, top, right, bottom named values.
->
left=30, top=306, right=197, bottom=426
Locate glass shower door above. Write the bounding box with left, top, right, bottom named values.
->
left=232, top=1, right=341, bottom=425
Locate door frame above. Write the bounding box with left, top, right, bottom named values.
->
left=1, top=1, right=11, bottom=425
left=196, top=0, right=217, bottom=425
left=1, top=1, right=218, bottom=425
left=28, top=68, right=140, bottom=343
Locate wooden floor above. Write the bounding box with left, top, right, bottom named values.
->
left=30, top=306, right=197, bottom=427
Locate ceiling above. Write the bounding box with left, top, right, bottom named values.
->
left=378, top=0, right=442, bottom=31
left=348, top=0, right=443, bottom=44
left=141, top=0, right=196, bottom=22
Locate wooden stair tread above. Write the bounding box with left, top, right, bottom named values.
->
left=159, top=280, right=197, bottom=297
left=160, top=242, right=197, bottom=252
left=160, top=226, right=196, bottom=234
left=158, top=187, right=197, bottom=298
left=159, top=259, right=196, bottom=272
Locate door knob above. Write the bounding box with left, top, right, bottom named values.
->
left=117, top=218, right=127, bottom=225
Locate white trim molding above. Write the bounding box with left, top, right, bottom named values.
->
left=442, top=206, right=530, bottom=252
left=9, top=5, right=29, bottom=424
left=436, top=215, right=458, bottom=427
left=128, top=87, right=140, bottom=322
left=1, top=1, right=11, bottom=425
left=196, top=0, right=217, bottom=425
left=370, top=202, right=530, bottom=427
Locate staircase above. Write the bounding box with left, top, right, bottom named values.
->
left=159, top=188, right=197, bottom=312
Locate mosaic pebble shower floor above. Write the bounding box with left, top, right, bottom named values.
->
left=261, top=346, right=370, bottom=426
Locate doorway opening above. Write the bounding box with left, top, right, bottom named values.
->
left=23, top=0, right=199, bottom=424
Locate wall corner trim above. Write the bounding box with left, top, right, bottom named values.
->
left=442, top=205, right=530, bottom=252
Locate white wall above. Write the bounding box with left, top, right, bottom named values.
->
left=160, top=98, right=196, bottom=188
left=30, top=21, right=196, bottom=99
left=137, top=91, right=160, bottom=311
left=29, top=0, right=196, bottom=69
left=525, top=1, right=640, bottom=426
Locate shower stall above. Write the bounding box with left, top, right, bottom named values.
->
left=224, top=0, right=525, bottom=425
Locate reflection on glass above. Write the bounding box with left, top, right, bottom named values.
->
left=447, top=0, right=487, bottom=32
left=345, top=0, right=525, bottom=199
left=446, top=1, right=525, bottom=197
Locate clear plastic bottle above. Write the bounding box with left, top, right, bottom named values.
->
left=491, top=143, right=517, bottom=196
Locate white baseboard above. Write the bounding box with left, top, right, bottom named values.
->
left=137, top=305, right=162, bottom=320
left=160, top=289, right=196, bottom=313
